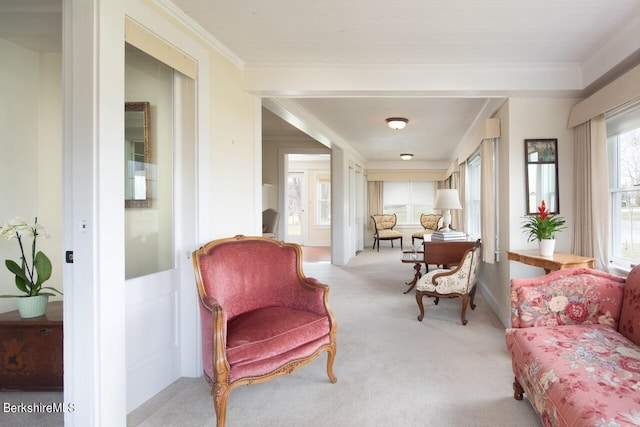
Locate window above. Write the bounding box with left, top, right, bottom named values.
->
left=466, top=152, right=481, bottom=238
left=316, top=178, right=331, bottom=225
left=607, top=104, right=640, bottom=267
left=383, top=182, right=435, bottom=224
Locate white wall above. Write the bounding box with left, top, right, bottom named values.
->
left=0, top=40, right=62, bottom=313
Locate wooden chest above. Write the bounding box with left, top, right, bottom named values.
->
left=0, top=301, right=63, bottom=390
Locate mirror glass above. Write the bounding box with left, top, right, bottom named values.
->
left=125, top=102, right=151, bottom=208
left=525, top=139, right=559, bottom=214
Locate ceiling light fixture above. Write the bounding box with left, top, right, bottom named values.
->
left=386, top=117, right=408, bottom=130
left=400, top=153, right=413, bottom=160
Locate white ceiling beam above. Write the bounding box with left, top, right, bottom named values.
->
left=244, top=63, right=583, bottom=97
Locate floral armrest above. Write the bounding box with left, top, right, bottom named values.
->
left=510, top=267, right=625, bottom=329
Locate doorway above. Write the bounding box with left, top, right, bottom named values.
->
left=284, top=153, right=331, bottom=247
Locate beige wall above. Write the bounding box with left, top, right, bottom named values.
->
left=0, top=41, right=62, bottom=313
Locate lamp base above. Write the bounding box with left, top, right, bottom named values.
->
left=431, top=230, right=468, bottom=241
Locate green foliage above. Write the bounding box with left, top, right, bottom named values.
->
left=522, top=209, right=567, bottom=242
left=1, top=217, right=62, bottom=298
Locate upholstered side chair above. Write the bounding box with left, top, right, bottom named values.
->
left=371, top=213, right=403, bottom=252
left=261, top=208, right=280, bottom=238
left=411, top=213, right=443, bottom=246
left=192, top=235, right=338, bottom=427
left=415, top=240, right=481, bottom=325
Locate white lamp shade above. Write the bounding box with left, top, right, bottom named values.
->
left=434, top=189, right=462, bottom=210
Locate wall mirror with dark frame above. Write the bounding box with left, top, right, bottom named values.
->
left=125, top=101, right=151, bottom=208
left=525, top=138, right=559, bottom=215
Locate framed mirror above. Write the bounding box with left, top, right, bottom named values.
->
left=525, top=138, right=559, bottom=215
left=125, top=102, right=151, bottom=208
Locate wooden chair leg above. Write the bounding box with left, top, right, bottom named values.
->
left=469, top=286, right=477, bottom=310
left=460, top=294, right=469, bottom=325
left=416, top=291, right=426, bottom=321
left=213, top=383, right=231, bottom=427
left=513, top=377, right=524, bottom=400
left=326, top=347, right=337, bottom=383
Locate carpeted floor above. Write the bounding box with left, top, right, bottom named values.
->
left=1, top=246, right=542, bottom=426
left=128, top=246, right=541, bottom=427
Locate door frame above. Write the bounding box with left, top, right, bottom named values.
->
left=63, top=3, right=212, bottom=425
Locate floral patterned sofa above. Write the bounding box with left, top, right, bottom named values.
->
left=506, top=266, right=640, bottom=427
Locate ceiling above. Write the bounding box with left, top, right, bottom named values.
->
left=3, top=1, right=640, bottom=164
left=170, top=0, right=640, bottom=164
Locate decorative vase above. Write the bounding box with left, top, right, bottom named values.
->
left=539, top=239, right=555, bottom=257
left=17, top=295, right=49, bottom=319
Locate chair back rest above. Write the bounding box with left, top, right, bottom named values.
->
left=262, top=209, right=280, bottom=234
left=466, top=242, right=482, bottom=290
left=420, top=214, right=443, bottom=231
left=457, top=240, right=481, bottom=292
left=371, top=214, right=397, bottom=231
left=193, top=236, right=304, bottom=319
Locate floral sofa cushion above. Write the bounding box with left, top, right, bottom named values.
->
left=511, top=269, right=625, bottom=329
left=620, top=266, right=640, bottom=347
left=506, top=324, right=640, bottom=427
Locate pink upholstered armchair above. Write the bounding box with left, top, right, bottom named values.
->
left=192, top=235, right=337, bottom=427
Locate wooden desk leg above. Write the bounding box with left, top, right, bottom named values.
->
left=404, top=263, right=422, bottom=294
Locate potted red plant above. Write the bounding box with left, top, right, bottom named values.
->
left=521, top=200, right=566, bottom=256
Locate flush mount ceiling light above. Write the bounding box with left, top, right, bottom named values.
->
left=400, top=153, right=413, bottom=160
left=386, top=117, right=408, bottom=130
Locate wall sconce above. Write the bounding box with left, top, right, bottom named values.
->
left=400, top=153, right=413, bottom=160
left=386, top=117, right=408, bottom=130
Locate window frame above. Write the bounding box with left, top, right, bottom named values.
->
left=465, top=151, right=482, bottom=239
left=607, top=126, right=640, bottom=268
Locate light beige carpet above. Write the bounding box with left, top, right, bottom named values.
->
left=1, top=246, right=541, bottom=426
left=129, top=247, right=541, bottom=427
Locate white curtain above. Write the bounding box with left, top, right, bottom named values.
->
left=571, top=116, right=609, bottom=270
left=458, top=164, right=467, bottom=233
left=480, top=139, right=495, bottom=264
left=450, top=171, right=462, bottom=231
left=367, top=181, right=383, bottom=230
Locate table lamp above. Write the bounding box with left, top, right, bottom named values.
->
left=432, top=189, right=466, bottom=240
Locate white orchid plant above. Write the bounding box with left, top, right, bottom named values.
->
left=0, top=217, right=63, bottom=298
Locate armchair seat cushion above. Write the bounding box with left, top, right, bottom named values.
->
left=377, top=229, right=402, bottom=239
left=417, top=268, right=467, bottom=293
left=227, top=306, right=330, bottom=367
